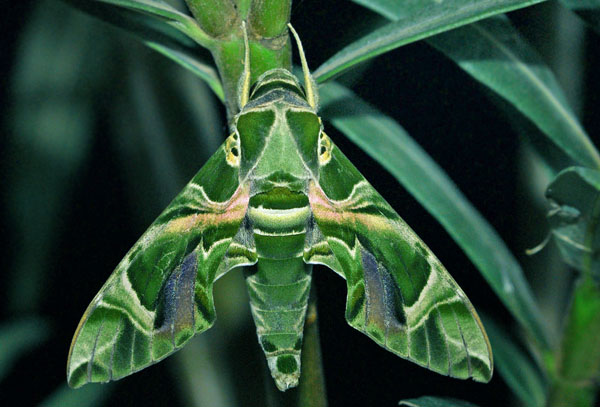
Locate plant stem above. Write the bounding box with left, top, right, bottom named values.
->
left=184, top=0, right=239, bottom=38
left=205, top=0, right=292, bottom=121
left=547, top=276, right=600, bottom=407
left=297, top=284, right=328, bottom=407
left=548, top=195, right=600, bottom=407
left=249, top=0, right=292, bottom=38
left=185, top=0, right=292, bottom=117
left=186, top=0, right=292, bottom=117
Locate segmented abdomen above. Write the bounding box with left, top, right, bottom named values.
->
left=245, top=188, right=312, bottom=390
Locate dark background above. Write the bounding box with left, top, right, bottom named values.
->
left=1, top=1, right=599, bottom=406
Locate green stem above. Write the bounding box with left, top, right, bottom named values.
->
left=235, top=0, right=253, bottom=20
left=548, top=195, right=600, bottom=407
left=183, top=0, right=292, bottom=118
left=297, top=284, right=328, bottom=407
left=249, top=0, right=292, bottom=38
left=184, top=0, right=239, bottom=38
left=547, top=276, right=600, bottom=407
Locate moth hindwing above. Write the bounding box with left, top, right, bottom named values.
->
left=67, top=24, right=492, bottom=392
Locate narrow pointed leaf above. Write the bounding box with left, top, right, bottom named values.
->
left=63, top=0, right=214, bottom=49
left=313, top=0, right=546, bottom=82
left=559, top=0, right=600, bottom=34
left=350, top=2, right=600, bottom=169
left=0, top=318, right=50, bottom=382
left=399, top=396, right=479, bottom=407
left=61, top=0, right=221, bottom=105
left=92, top=0, right=192, bottom=20
left=146, top=42, right=224, bottom=102
left=426, top=17, right=600, bottom=169
left=482, top=317, right=547, bottom=407
left=319, top=81, right=550, bottom=348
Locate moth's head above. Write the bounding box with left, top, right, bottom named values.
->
left=248, top=68, right=307, bottom=102
left=234, top=70, right=328, bottom=181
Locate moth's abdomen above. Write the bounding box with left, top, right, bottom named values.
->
left=246, top=188, right=312, bottom=391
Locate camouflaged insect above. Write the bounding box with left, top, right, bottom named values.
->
left=67, top=24, right=493, bottom=392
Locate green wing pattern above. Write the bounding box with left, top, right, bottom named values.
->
left=306, top=133, right=493, bottom=382
left=67, top=134, right=256, bottom=388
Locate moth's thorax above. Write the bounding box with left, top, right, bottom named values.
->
left=248, top=186, right=310, bottom=237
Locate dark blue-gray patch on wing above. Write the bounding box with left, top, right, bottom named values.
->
left=361, top=248, right=406, bottom=339
left=154, top=251, right=198, bottom=346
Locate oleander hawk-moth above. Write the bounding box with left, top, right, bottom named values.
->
left=67, top=24, right=493, bottom=391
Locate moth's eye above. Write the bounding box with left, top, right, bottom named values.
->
left=318, top=132, right=332, bottom=165
left=225, top=133, right=241, bottom=167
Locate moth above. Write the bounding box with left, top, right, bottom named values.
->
left=67, top=24, right=493, bottom=391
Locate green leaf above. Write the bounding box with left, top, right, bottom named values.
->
left=350, top=2, right=600, bottom=169
left=38, top=383, right=113, bottom=407
left=426, top=16, right=600, bottom=169
left=63, top=0, right=214, bottom=49
left=545, top=167, right=600, bottom=277
left=95, top=0, right=192, bottom=21
left=0, top=318, right=50, bottom=382
left=62, top=0, right=223, bottom=106
left=560, top=0, right=600, bottom=34
left=313, top=0, right=547, bottom=82
left=482, top=317, right=547, bottom=407
left=146, top=42, right=224, bottom=102
left=399, top=396, right=478, bottom=407
left=319, top=81, right=551, bottom=348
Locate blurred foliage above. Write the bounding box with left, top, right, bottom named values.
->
left=2, top=0, right=600, bottom=406
left=399, top=396, right=479, bottom=407
left=546, top=167, right=600, bottom=276
left=0, top=318, right=50, bottom=382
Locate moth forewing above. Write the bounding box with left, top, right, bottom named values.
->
left=306, top=138, right=493, bottom=383
left=66, top=135, right=255, bottom=388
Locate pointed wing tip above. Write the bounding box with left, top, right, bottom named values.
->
left=472, top=365, right=494, bottom=383
left=66, top=369, right=87, bottom=389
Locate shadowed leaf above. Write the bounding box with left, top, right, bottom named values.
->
left=482, top=316, right=547, bottom=407
left=38, top=383, right=113, bottom=407
left=351, top=1, right=600, bottom=170
left=0, top=318, right=50, bottom=382
left=427, top=16, right=600, bottom=169
left=62, top=0, right=213, bottom=48
left=313, top=0, right=546, bottom=82
left=560, top=0, right=600, bottom=34
left=146, top=42, right=224, bottom=102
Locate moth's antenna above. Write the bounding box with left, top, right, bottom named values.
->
left=239, top=21, right=251, bottom=109
left=288, top=23, right=318, bottom=109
